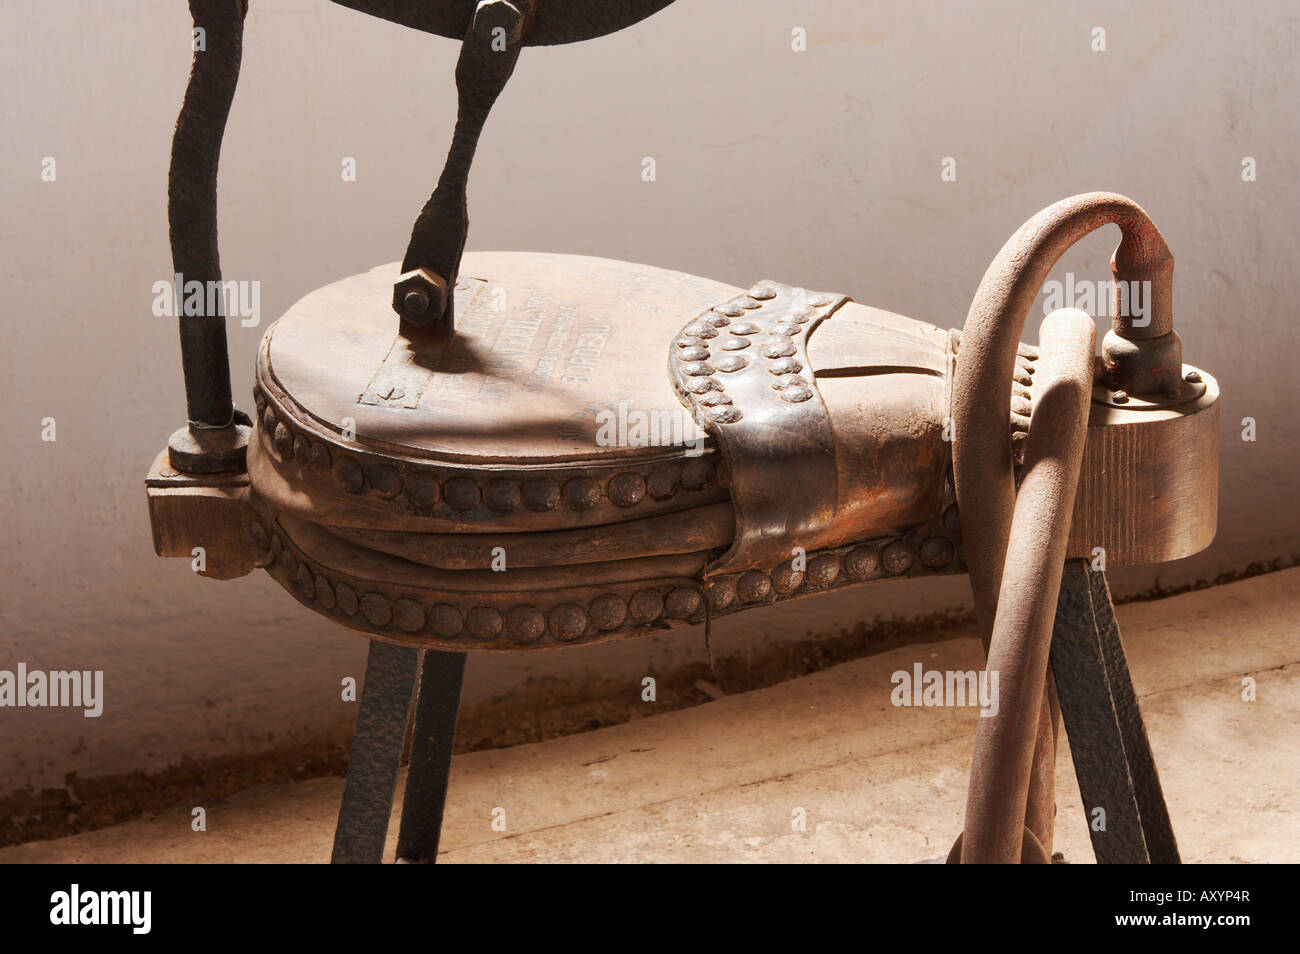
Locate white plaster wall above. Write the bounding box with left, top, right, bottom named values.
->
left=2, top=0, right=1297, bottom=795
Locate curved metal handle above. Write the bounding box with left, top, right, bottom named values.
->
left=950, top=193, right=1176, bottom=862
left=959, top=309, right=1095, bottom=863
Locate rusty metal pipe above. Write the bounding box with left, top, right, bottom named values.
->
left=960, top=308, right=1095, bottom=863
left=952, top=193, right=1174, bottom=854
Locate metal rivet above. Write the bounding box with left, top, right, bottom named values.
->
left=768, top=357, right=802, bottom=375
left=443, top=476, right=481, bottom=510
left=921, top=536, right=955, bottom=568
left=729, top=321, right=763, bottom=335
left=483, top=478, right=521, bottom=513
left=1112, top=390, right=1129, bottom=404
left=748, top=284, right=778, bottom=300
left=708, top=405, right=743, bottom=423
left=333, top=457, right=364, bottom=494
left=698, top=391, right=732, bottom=406
left=273, top=422, right=293, bottom=456
left=806, top=553, right=840, bottom=586
left=361, top=592, right=392, bottom=626
left=738, top=571, right=772, bottom=602
left=678, top=346, right=710, bottom=362
left=430, top=604, right=463, bottom=638
left=732, top=297, right=761, bottom=310
left=466, top=606, right=504, bottom=640
left=780, top=385, right=815, bottom=403
left=665, top=587, right=702, bottom=618
left=313, top=574, right=335, bottom=609
left=686, top=377, right=722, bottom=394
left=629, top=589, right=665, bottom=623
left=770, top=564, right=804, bottom=594
left=719, top=337, right=751, bottom=351
left=676, top=336, right=703, bottom=349
left=335, top=582, right=359, bottom=616
left=882, top=541, right=915, bottom=575
left=406, top=474, right=440, bottom=508
left=608, top=472, right=646, bottom=508
left=715, top=355, right=749, bottom=373
left=845, top=546, right=880, bottom=580
left=681, top=459, right=713, bottom=490
left=393, top=598, right=426, bottom=633
left=761, top=339, right=796, bottom=359
left=771, top=373, right=806, bottom=390
left=647, top=465, right=681, bottom=501
left=562, top=477, right=601, bottom=511
left=683, top=322, right=718, bottom=339
left=1185, top=370, right=1202, bottom=384
left=549, top=604, right=588, bottom=641
left=589, top=594, right=628, bottom=631
left=523, top=478, right=560, bottom=512
left=682, top=361, right=716, bottom=376
left=714, top=304, right=744, bottom=318
left=310, top=441, right=332, bottom=470
left=507, top=606, right=546, bottom=644
left=465, top=605, right=504, bottom=642
left=367, top=464, right=401, bottom=498
left=709, top=577, right=736, bottom=609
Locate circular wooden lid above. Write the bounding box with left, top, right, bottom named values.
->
left=252, top=252, right=735, bottom=531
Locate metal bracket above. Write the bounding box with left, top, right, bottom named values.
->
left=392, top=0, right=537, bottom=338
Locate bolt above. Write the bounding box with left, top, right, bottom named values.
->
left=1113, top=390, right=1129, bottom=404
left=403, top=288, right=430, bottom=315
left=1185, top=369, right=1202, bottom=384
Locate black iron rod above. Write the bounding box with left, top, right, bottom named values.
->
left=331, top=641, right=420, bottom=864
left=396, top=650, right=467, bottom=863
left=168, top=0, right=245, bottom=427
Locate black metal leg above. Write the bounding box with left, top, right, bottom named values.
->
left=1050, top=559, right=1181, bottom=864
left=331, top=641, right=420, bottom=864
left=396, top=650, right=467, bottom=864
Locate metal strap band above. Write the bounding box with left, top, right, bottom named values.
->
left=669, top=281, right=848, bottom=576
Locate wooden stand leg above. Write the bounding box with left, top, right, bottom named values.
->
left=1050, top=559, right=1181, bottom=864
left=331, top=641, right=420, bottom=864
left=396, top=650, right=467, bottom=864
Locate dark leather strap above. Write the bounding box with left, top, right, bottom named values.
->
left=669, top=282, right=848, bottom=575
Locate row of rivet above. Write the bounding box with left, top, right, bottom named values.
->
left=254, top=385, right=716, bottom=513
left=703, top=531, right=959, bottom=611
left=673, top=283, right=836, bottom=425
left=263, top=522, right=704, bottom=645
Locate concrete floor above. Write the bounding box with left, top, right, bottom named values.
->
left=3, top=568, right=1296, bottom=864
